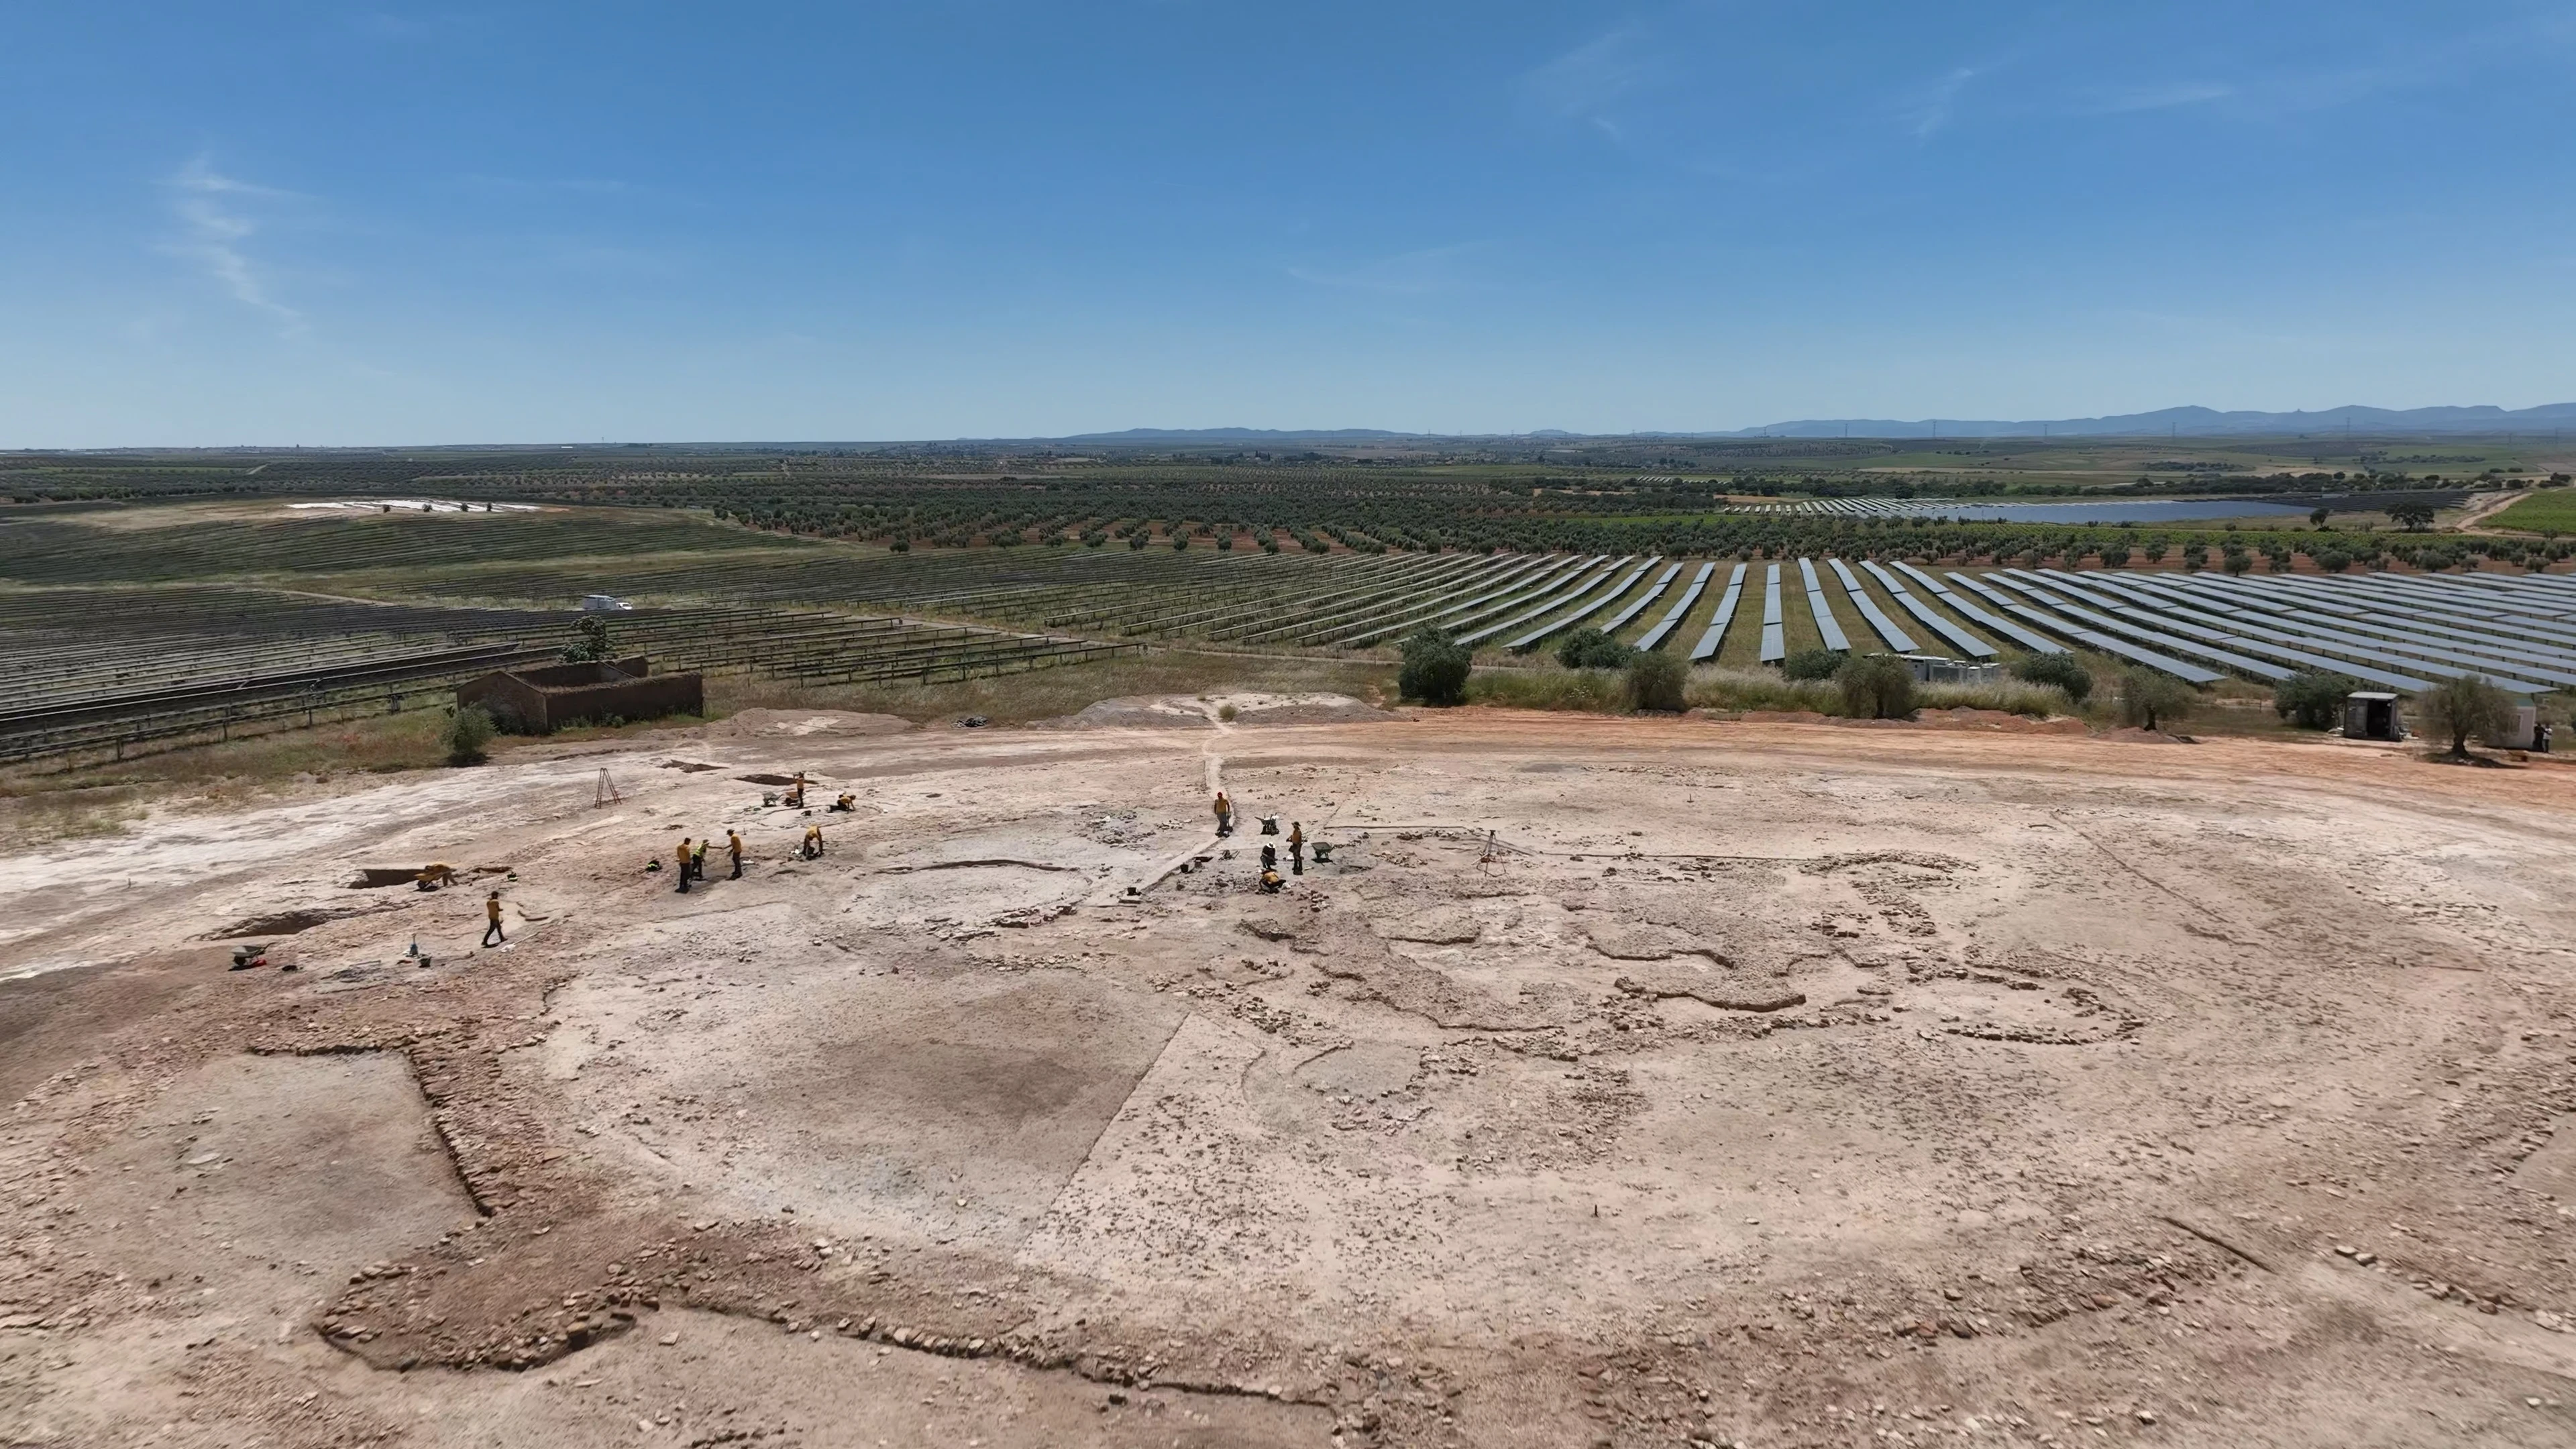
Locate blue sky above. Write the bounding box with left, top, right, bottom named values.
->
left=4, top=2, right=2573, bottom=445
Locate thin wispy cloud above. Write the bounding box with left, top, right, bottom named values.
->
left=1900, top=66, right=1983, bottom=139
left=1521, top=24, right=1667, bottom=140
left=1289, top=242, right=1489, bottom=296
left=2089, top=80, right=2235, bottom=114
left=457, top=173, right=636, bottom=197
left=164, top=156, right=301, bottom=326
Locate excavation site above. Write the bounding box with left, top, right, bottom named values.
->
left=5, top=704, right=2574, bottom=1448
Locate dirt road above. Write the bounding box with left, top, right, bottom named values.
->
left=5, top=705, right=2574, bottom=1447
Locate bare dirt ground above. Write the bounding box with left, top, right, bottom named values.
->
left=6, top=697, right=2576, bottom=1448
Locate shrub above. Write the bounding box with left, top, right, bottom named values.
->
left=1554, top=627, right=1632, bottom=669
left=1682, top=667, right=1842, bottom=714
left=2009, top=651, right=2092, bottom=704
left=1627, top=649, right=1687, bottom=712
left=1216, top=703, right=1239, bottom=722
left=2117, top=670, right=2198, bottom=733
left=1915, top=680, right=2066, bottom=718
left=1780, top=647, right=1842, bottom=682
left=443, top=705, right=496, bottom=765
left=1397, top=626, right=1472, bottom=706
left=2416, top=674, right=2514, bottom=757
left=2273, top=669, right=2355, bottom=730
left=561, top=615, right=612, bottom=663
left=1466, top=669, right=1623, bottom=711
left=1836, top=653, right=1915, bottom=720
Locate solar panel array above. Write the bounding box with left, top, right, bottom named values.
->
left=1138, top=529, right=2576, bottom=698
left=1966, top=568, right=2576, bottom=692
left=1688, top=564, right=1750, bottom=661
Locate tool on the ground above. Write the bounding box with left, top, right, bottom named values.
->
left=594, top=767, right=621, bottom=806
left=1311, top=839, right=1333, bottom=863
left=1258, top=814, right=1279, bottom=835
left=229, top=943, right=268, bottom=971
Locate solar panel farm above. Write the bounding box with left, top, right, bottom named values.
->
left=5, top=447, right=2573, bottom=765
left=9, top=442, right=2576, bottom=1449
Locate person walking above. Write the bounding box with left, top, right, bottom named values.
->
left=1213, top=790, right=1233, bottom=837
left=1287, top=821, right=1305, bottom=875
left=727, top=829, right=746, bottom=879
left=482, top=890, right=506, bottom=947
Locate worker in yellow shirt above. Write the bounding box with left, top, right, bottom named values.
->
left=1213, top=790, right=1233, bottom=837
left=801, top=822, right=824, bottom=859
left=727, top=829, right=746, bottom=879
left=676, top=837, right=694, bottom=893
left=482, top=890, right=506, bottom=947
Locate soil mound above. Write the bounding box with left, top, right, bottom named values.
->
left=1216, top=692, right=1397, bottom=726
left=1041, top=696, right=1218, bottom=730
left=1040, top=692, right=1394, bottom=730
left=700, top=708, right=914, bottom=740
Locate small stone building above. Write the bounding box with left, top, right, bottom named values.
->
left=455, top=656, right=702, bottom=734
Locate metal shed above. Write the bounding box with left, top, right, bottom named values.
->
left=2343, top=691, right=2404, bottom=742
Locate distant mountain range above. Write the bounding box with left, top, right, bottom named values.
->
left=1037, top=405, right=2576, bottom=444
left=1709, top=403, right=2576, bottom=439
left=1061, top=427, right=1419, bottom=443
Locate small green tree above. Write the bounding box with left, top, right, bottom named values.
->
left=2416, top=674, right=2513, bottom=759
left=1555, top=627, right=1632, bottom=669
left=443, top=705, right=496, bottom=765
left=1836, top=653, right=1915, bottom=719
left=2009, top=651, right=2092, bottom=703
left=2273, top=669, right=2355, bottom=730
left=2389, top=500, right=2437, bottom=531
left=2118, top=670, right=2198, bottom=733
left=561, top=615, right=612, bottom=663
left=2309, top=506, right=2331, bottom=527
left=1780, top=647, right=1842, bottom=682
left=1627, top=649, right=1687, bottom=712
left=1398, top=626, right=1472, bottom=706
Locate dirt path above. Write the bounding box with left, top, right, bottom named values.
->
left=6, top=708, right=2576, bottom=1447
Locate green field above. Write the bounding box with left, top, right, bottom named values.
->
left=2488, top=490, right=2576, bottom=534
